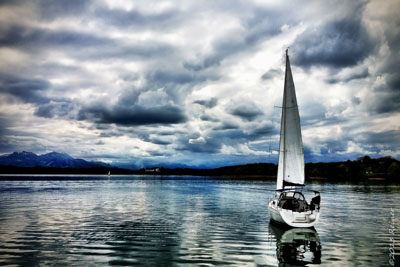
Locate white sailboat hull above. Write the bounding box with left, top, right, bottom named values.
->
left=268, top=199, right=320, bottom=228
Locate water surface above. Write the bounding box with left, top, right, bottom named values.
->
left=0, top=176, right=399, bottom=266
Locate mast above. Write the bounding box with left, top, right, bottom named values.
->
left=276, top=49, right=305, bottom=189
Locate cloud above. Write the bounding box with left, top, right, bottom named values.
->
left=0, top=24, right=175, bottom=63
left=250, top=123, right=276, bottom=136
left=78, top=105, right=186, bottom=126
left=193, top=98, right=218, bottom=108
left=292, top=15, right=375, bottom=68
left=0, top=74, right=50, bottom=104
left=326, top=68, right=370, bottom=84
left=188, top=136, right=206, bottom=145
left=148, top=137, right=172, bottom=145
left=200, top=114, right=219, bottom=122
left=147, top=70, right=198, bottom=86
left=362, top=130, right=400, bottom=150
left=33, top=101, right=74, bottom=119
left=179, top=137, right=221, bottom=154
left=261, top=68, right=282, bottom=80
left=36, top=0, right=92, bottom=20
left=0, top=25, right=112, bottom=50
left=94, top=6, right=182, bottom=30
left=183, top=7, right=283, bottom=71
left=227, top=102, right=263, bottom=121
left=369, top=3, right=400, bottom=114
left=213, top=122, right=239, bottom=131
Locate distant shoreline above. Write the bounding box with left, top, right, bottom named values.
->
left=0, top=156, right=399, bottom=183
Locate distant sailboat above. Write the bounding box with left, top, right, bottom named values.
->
left=108, top=170, right=111, bottom=177
left=268, top=49, right=321, bottom=227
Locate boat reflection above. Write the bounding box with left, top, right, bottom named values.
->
left=269, top=222, right=321, bottom=266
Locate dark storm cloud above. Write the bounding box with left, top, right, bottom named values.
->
left=0, top=0, right=91, bottom=18
left=0, top=24, right=174, bottom=61
left=193, top=98, right=218, bottom=108
left=33, top=101, right=74, bottom=119
left=326, top=68, right=369, bottom=84
left=78, top=105, right=186, bottom=126
left=228, top=103, right=263, bottom=121
left=36, top=63, right=85, bottom=76
left=292, top=16, right=375, bottom=68
left=212, top=121, right=276, bottom=145
left=148, top=137, right=172, bottom=145
left=387, top=73, right=400, bottom=92
left=361, top=130, right=400, bottom=149
left=251, top=123, right=276, bottom=136
left=33, top=104, right=58, bottom=118
left=375, top=84, right=400, bottom=115
left=231, top=108, right=262, bottom=121
left=84, top=41, right=174, bottom=61
left=94, top=7, right=181, bottom=30
left=0, top=74, right=50, bottom=104
left=95, top=140, right=105, bottom=145
left=373, top=15, right=400, bottom=114
left=0, top=74, right=78, bottom=120
left=147, top=70, right=196, bottom=86
left=200, top=114, right=219, bottom=122
left=135, top=132, right=173, bottom=145
left=209, top=129, right=249, bottom=145
left=0, top=0, right=21, bottom=6
left=141, top=69, right=220, bottom=109
left=304, top=139, right=355, bottom=163
left=0, top=24, right=112, bottom=50
left=261, top=68, right=282, bottom=80
left=372, top=89, right=400, bottom=114
left=323, top=140, right=349, bottom=154
left=213, top=121, right=239, bottom=131
left=36, top=0, right=92, bottom=20
left=0, top=116, right=14, bottom=153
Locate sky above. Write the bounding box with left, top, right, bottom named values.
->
left=0, top=0, right=399, bottom=169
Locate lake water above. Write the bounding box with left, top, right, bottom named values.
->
left=0, top=175, right=398, bottom=266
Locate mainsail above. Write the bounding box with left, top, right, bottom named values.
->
left=276, top=50, right=305, bottom=189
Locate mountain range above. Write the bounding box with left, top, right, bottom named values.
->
left=0, top=151, right=112, bottom=169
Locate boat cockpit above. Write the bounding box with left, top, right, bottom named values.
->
left=277, top=191, right=320, bottom=212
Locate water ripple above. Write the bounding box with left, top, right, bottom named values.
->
left=0, top=178, right=399, bottom=266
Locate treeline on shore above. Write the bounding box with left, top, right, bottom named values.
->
left=147, top=156, right=400, bottom=181
left=0, top=156, right=399, bottom=182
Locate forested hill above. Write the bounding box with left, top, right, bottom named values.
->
left=305, top=156, right=399, bottom=181
left=0, top=155, right=399, bottom=182
left=149, top=156, right=400, bottom=181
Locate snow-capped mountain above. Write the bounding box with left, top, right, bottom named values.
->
left=0, top=151, right=112, bottom=168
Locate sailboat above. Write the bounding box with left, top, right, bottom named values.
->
left=268, top=49, right=321, bottom=228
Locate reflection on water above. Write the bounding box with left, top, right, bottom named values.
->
left=269, top=222, right=321, bottom=266
left=0, top=176, right=399, bottom=266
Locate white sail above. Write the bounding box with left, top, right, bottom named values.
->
left=276, top=51, right=305, bottom=189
